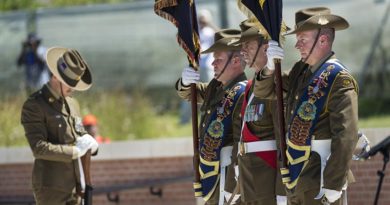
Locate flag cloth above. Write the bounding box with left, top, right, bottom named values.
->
left=154, top=0, right=201, bottom=69
left=237, top=0, right=286, bottom=43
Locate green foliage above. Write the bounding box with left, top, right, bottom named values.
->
left=0, top=89, right=191, bottom=147
left=358, top=97, right=390, bottom=118
left=0, top=0, right=37, bottom=11
left=0, top=95, right=26, bottom=147
left=0, top=0, right=136, bottom=11
left=359, top=115, right=390, bottom=128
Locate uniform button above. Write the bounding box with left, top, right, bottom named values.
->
left=202, top=123, right=205, bottom=127
left=295, top=95, right=299, bottom=100
left=291, top=110, right=294, bottom=114
left=207, top=110, right=211, bottom=114
left=59, top=124, right=62, bottom=128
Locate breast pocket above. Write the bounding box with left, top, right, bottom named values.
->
left=72, top=115, right=85, bottom=135
left=46, top=115, right=66, bottom=144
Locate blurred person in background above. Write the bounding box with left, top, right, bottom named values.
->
left=17, top=33, right=49, bottom=94
left=21, top=47, right=98, bottom=205
left=83, top=114, right=111, bottom=144
left=180, top=9, right=219, bottom=124
left=198, top=9, right=218, bottom=82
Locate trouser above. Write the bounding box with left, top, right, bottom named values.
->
left=287, top=188, right=346, bottom=205
left=33, top=187, right=80, bottom=205
left=240, top=196, right=276, bottom=205
left=205, top=186, right=243, bottom=205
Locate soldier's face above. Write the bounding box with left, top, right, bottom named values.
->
left=212, top=51, right=241, bottom=84
left=60, top=83, right=73, bottom=97
left=241, top=40, right=267, bottom=70
left=50, top=76, right=74, bottom=97
left=295, top=30, right=320, bottom=65
left=212, top=51, right=230, bottom=79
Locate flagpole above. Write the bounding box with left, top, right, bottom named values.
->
left=190, top=83, right=200, bottom=183
left=274, top=59, right=287, bottom=169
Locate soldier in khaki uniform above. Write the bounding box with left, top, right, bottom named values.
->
left=21, top=47, right=99, bottom=205
left=176, top=29, right=247, bottom=205
left=234, top=20, right=285, bottom=205
left=256, top=7, right=358, bottom=205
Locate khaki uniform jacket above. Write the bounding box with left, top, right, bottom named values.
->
left=21, top=85, right=86, bottom=193
left=254, top=53, right=358, bottom=194
left=176, top=73, right=247, bottom=201
left=238, top=78, right=284, bottom=203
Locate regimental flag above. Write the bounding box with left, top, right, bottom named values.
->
left=237, top=0, right=286, bottom=43
left=154, top=0, right=201, bottom=69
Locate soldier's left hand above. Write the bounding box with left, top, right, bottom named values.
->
left=323, top=188, right=342, bottom=203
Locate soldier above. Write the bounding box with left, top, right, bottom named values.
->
left=176, top=29, right=247, bottom=205
left=234, top=19, right=286, bottom=205
left=257, top=7, right=358, bottom=205
left=21, top=47, right=98, bottom=205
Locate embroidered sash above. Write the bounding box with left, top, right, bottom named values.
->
left=194, top=81, right=247, bottom=200
left=240, top=80, right=277, bottom=169
left=282, top=59, right=345, bottom=189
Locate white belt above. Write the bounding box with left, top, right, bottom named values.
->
left=219, top=146, right=233, bottom=205
left=241, top=140, right=277, bottom=154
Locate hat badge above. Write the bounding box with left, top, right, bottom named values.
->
left=318, top=17, right=329, bottom=25
left=227, top=38, right=239, bottom=46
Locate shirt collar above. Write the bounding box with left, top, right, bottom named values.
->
left=309, top=51, right=334, bottom=73
left=46, top=83, right=61, bottom=100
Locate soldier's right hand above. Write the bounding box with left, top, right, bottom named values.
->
left=181, top=66, right=200, bottom=86
left=75, top=134, right=99, bottom=157
left=266, top=40, right=284, bottom=73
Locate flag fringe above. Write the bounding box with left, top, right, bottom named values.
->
left=154, top=0, right=179, bottom=26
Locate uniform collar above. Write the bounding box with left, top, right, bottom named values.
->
left=46, top=82, right=62, bottom=100
left=308, top=51, right=334, bottom=73
left=222, top=73, right=247, bottom=90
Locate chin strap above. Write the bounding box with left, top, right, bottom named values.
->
left=215, top=52, right=234, bottom=81
left=302, top=29, right=321, bottom=63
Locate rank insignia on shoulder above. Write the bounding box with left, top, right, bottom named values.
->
left=342, top=78, right=352, bottom=87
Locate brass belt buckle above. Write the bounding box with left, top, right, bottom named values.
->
left=239, top=142, right=245, bottom=156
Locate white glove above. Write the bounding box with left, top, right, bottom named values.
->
left=324, top=188, right=342, bottom=203
left=266, top=40, right=284, bottom=71
left=276, top=195, right=287, bottom=205
left=75, top=134, right=99, bottom=157
left=181, top=66, right=200, bottom=86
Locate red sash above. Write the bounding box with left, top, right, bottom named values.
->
left=240, top=80, right=277, bottom=169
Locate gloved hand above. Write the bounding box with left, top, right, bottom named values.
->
left=276, top=195, right=287, bottom=205
left=75, top=134, right=99, bottom=157
left=324, top=188, right=342, bottom=203
left=181, top=66, right=200, bottom=86
left=266, top=40, right=284, bottom=72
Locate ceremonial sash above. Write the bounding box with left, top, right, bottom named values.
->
left=240, top=80, right=277, bottom=169
left=282, top=59, right=345, bottom=190
left=194, top=81, right=247, bottom=201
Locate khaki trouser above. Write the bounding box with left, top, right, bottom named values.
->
left=33, top=187, right=80, bottom=205
left=287, top=189, right=345, bottom=205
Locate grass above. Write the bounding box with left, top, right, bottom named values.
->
left=359, top=115, right=390, bottom=128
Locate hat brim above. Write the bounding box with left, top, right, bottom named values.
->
left=46, top=47, right=92, bottom=91
left=201, top=38, right=241, bottom=54
left=233, top=27, right=268, bottom=46
left=285, top=14, right=349, bottom=35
